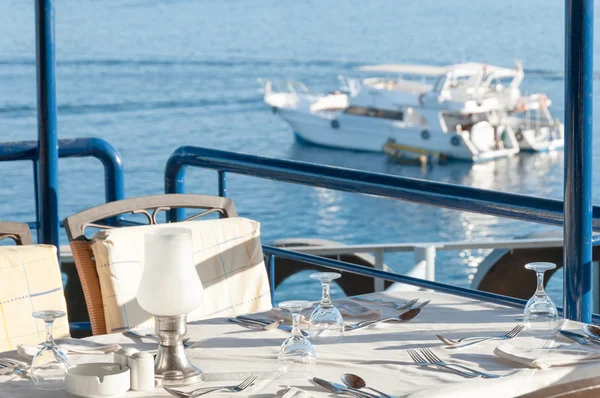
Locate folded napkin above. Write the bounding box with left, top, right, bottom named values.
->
left=494, top=343, right=600, bottom=369
left=280, top=386, right=315, bottom=398
left=17, top=339, right=121, bottom=360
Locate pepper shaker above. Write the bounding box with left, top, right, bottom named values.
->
left=114, top=347, right=139, bottom=366
left=128, top=351, right=155, bottom=391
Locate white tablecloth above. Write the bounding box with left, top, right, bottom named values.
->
left=1, top=290, right=598, bottom=398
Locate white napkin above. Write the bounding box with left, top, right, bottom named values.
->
left=494, top=343, right=600, bottom=369
left=17, top=339, right=121, bottom=360
left=280, top=386, right=315, bottom=398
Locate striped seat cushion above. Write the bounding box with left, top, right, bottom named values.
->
left=0, top=245, right=70, bottom=352
left=91, top=217, right=272, bottom=333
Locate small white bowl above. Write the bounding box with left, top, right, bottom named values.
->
left=66, top=363, right=130, bottom=398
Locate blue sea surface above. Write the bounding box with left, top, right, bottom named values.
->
left=2, top=0, right=600, bottom=303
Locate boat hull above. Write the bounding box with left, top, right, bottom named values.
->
left=278, top=108, right=517, bottom=162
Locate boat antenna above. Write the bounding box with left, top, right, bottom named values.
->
left=514, top=38, right=521, bottom=63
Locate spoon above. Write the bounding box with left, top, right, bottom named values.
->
left=341, top=373, right=392, bottom=398
left=345, top=300, right=430, bottom=331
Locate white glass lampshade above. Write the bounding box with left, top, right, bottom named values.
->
left=137, top=228, right=203, bottom=316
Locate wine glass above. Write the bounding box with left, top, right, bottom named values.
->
left=523, top=262, right=559, bottom=332
left=309, top=272, right=344, bottom=344
left=30, top=310, right=69, bottom=390
left=278, top=301, right=316, bottom=377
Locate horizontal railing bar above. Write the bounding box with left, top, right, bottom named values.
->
left=164, top=147, right=600, bottom=230
left=262, top=245, right=600, bottom=323
left=281, top=237, right=566, bottom=255
left=263, top=245, right=527, bottom=308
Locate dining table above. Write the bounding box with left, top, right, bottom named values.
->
left=1, top=290, right=599, bottom=398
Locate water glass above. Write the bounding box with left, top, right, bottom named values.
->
left=309, top=272, right=344, bottom=344
left=278, top=300, right=316, bottom=377
left=30, top=310, right=69, bottom=390
left=523, top=262, right=559, bottom=332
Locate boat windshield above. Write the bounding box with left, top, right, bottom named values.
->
left=433, top=75, right=446, bottom=92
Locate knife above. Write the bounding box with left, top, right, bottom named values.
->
left=231, top=316, right=309, bottom=337
left=560, top=330, right=600, bottom=346
left=312, top=377, right=376, bottom=398
left=353, top=296, right=406, bottom=306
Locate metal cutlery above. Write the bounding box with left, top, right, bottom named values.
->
left=164, top=374, right=257, bottom=397
left=420, top=348, right=500, bottom=378
left=345, top=300, right=430, bottom=331
left=560, top=330, right=600, bottom=346
left=230, top=315, right=309, bottom=336
left=353, top=296, right=419, bottom=310
left=0, top=359, right=31, bottom=379
left=407, top=349, right=477, bottom=378
left=124, top=331, right=192, bottom=348
left=439, top=324, right=525, bottom=349
left=341, top=373, right=393, bottom=398
left=312, top=377, right=378, bottom=398
left=582, top=324, right=600, bottom=341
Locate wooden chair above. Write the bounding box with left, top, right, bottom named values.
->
left=516, top=376, right=600, bottom=398
left=0, top=221, right=34, bottom=245
left=63, top=194, right=238, bottom=336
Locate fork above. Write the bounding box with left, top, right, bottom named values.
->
left=124, top=330, right=192, bottom=348
left=345, top=300, right=429, bottom=331
left=353, top=297, right=419, bottom=310
left=164, top=374, right=257, bottom=397
left=407, top=349, right=477, bottom=378
left=420, top=348, right=500, bottom=378
left=0, top=360, right=31, bottom=379
left=441, top=324, right=525, bottom=349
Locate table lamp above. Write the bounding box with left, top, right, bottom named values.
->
left=137, top=228, right=203, bottom=386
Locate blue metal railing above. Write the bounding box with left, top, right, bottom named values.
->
left=563, top=0, right=594, bottom=323
left=165, top=146, right=599, bottom=321
left=0, top=138, right=125, bottom=239
left=35, top=0, right=59, bottom=250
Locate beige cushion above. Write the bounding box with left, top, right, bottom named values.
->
left=91, top=217, right=272, bottom=333
left=0, top=245, right=70, bottom=352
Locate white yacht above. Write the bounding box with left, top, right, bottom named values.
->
left=354, top=63, right=564, bottom=153
left=261, top=62, right=563, bottom=160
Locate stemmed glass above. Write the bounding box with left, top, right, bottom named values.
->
left=523, top=262, right=559, bottom=332
left=30, top=310, right=69, bottom=390
left=278, top=300, right=316, bottom=376
left=309, top=272, right=344, bottom=344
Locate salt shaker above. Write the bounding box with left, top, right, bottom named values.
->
left=114, top=347, right=139, bottom=366
left=128, top=351, right=155, bottom=391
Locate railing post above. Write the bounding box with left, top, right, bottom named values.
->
left=164, top=149, right=187, bottom=222
left=593, top=261, right=599, bottom=314
left=414, top=245, right=436, bottom=283
left=218, top=171, right=227, bottom=198
left=373, top=249, right=385, bottom=292
left=268, top=255, right=276, bottom=306
left=35, top=0, right=60, bottom=254
left=564, top=0, right=593, bottom=322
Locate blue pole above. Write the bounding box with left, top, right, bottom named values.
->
left=564, top=0, right=593, bottom=322
left=268, top=255, right=276, bottom=307
left=34, top=0, right=60, bottom=253
left=218, top=171, right=227, bottom=197
left=164, top=155, right=187, bottom=222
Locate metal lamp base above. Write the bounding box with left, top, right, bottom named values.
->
left=154, top=315, right=202, bottom=386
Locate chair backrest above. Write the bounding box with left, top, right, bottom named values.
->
left=0, top=222, right=34, bottom=245
left=63, top=194, right=256, bottom=335
left=0, top=223, right=70, bottom=351
left=515, top=376, right=600, bottom=398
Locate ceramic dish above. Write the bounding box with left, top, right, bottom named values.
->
left=66, top=362, right=130, bottom=398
